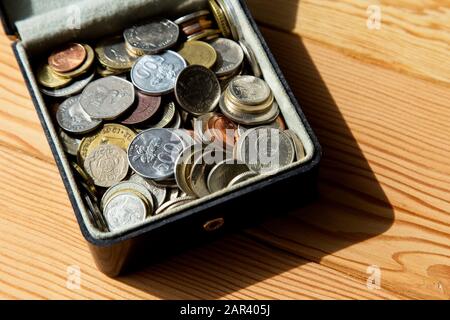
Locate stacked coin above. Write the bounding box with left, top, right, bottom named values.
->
left=34, top=7, right=306, bottom=234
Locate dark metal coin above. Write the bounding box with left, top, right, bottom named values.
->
left=121, top=92, right=162, bottom=125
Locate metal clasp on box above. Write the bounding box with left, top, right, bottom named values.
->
left=203, top=218, right=225, bottom=232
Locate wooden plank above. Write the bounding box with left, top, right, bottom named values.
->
left=247, top=0, right=450, bottom=87
left=244, top=26, right=450, bottom=300
left=0, top=33, right=401, bottom=299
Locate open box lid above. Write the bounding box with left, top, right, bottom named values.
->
left=0, top=0, right=206, bottom=53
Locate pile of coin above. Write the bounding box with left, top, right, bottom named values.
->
left=35, top=0, right=306, bottom=234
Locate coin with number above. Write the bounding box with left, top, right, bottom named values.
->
left=56, top=95, right=102, bottom=134
left=175, top=65, right=221, bottom=116
left=131, top=51, right=187, bottom=96
left=84, top=144, right=129, bottom=188
left=128, top=129, right=184, bottom=181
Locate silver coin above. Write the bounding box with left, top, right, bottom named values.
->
left=174, top=10, right=210, bottom=25
left=124, top=19, right=179, bottom=55
left=210, top=38, right=244, bottom=77
left=128, top=128, right=184, bottom=181
left=40, top=71, right=95, bottom=98
left=236, top=127, right=295, bottom=174
left=56, top=95, right=102, bottom=134
left=175, top=65, right=221, bottom=116
left=155, top=196, right=196, bottom=215
left=167, top=188, right=181, bottom=201
left=128, top=174, right=167, bottom=209
left=207, top=159, right=249, bottom=194
left=239, top=40, right=262, bottom=78
left=101, top=181, right=155, bottom=212
left=227, top=171, right=259, bottom=188
left=58, top=128, right=81, bottom=156
left=104, top=193, right=148, bottom=232
left=80, top=76, right=135, bottom=120
left=284, top=130, right=306, bottom=161
left=131, top=51, right=187, bottom=96
left=84, top=144, right=129, bottom=188
left=229, top=76, right=271, bottom=106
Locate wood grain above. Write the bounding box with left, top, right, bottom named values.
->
left=0, top=0, right=449, bottom=299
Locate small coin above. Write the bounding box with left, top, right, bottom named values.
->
left=53, top=44, right=95, bottom=78
left=216, top=0, right=239, bottom=40
left=155, top=196, right=196, bottom=215
left=239, top=40, right=262, bottom=78
left=236, top=127, right=295, bottom=174
left=124, top=18, right=179, bottom=55
left=131, top=51, right=187, bottom=96
left=167, top=110, right=182, bottom=129
left=128, top=174, right=167, bottom=209
left=40, top=70, right=95, bottom=98
left=210, top=38, right=244, bottom=77
left=95, top=36, right=137, bottom=70
left=207, top=159, right=249, bottom=193
left=175, top=145, right=202, bottom=197
left=80, top=76, right=135, bottom=120
left=175, top=65, right=221, bottom=116
left=207, top=114, right=237, bottom=148
left=189, top=149, right=221, bottom=198
left=140, top=100, right=176, bottom=129
left=227, top=171, right=259, bottom=188
left=177, top=41, right=217, bottom=69
left=228, top=76, right=271, bottom=106
left=78, top=124, right=137, bottom=166
left=192, top=112, right=219, bottom=144
left=208, top=0, right=232, bottom=38
left=84, top=144, right=129, bottom=188
left=121, top=92, right=161, bottom=125
left=284, top=130, right=306, bottom=161
left=128, top=128, right=184, bottom=181
left=175, top=10, right=211, bottom=25
left=58, top=128, right=81, bottom=156
left=56, top=95, right=102, bottom=134
left=182, top=20, right=213, bottom=35
left=48, top=43, right=87, bottom=73
left=36, top=63, right=72, bottom=89
left=104, top=193, right=148, bottom=232
left=187, top=29, right=221, bottom=42
left=101, top=181, right=155, bottom=212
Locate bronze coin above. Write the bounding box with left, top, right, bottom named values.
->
left=182, top=20, right=213, bottom=35
left=48, top=43, right=87, bottom=73
left=208, top=114, right=237, bottom=148
left=121, top=92, right=162, bottom=125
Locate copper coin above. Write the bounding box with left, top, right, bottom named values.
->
left=208, top=114, right=237, bottom=147
left=182, top=20, right=213, bottom=35
left=121, top=92, right=162, bottom=125
left=48, top=43, right=87, bottom=73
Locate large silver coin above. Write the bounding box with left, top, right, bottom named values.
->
left=124, top=19, right=179, bottom=55
left=101, top=181, right=155, bottom=212
left=41, top=71, right=95, bottom=98
left=84, top=144, right=129, bottom=188
left=175, top=65, right=221, bottom=116
left=56, top=95, right=102, bottom=134
left=104, top=193, right=148, bottom=232
left=228, top=76, right=271, bottom=106
left=207, top=159, right=249, bottom=194
left=80, top=76, right=135, bottom=120
left=237, top=127, right=295, bottom=174
left=128, top=174, right=167, bottom=209
left=128, top=129, right=184, bottom=181
left=131, top=51, right=187, bottom=96
left=210, top=38, right=244, bottom=77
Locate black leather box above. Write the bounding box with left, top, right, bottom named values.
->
left=1, top=0, right=322, bottom=277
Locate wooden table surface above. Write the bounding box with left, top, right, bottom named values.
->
left=0, top=0, right=449, bottom=300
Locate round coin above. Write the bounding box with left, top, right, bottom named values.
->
left=128, top=129, right=184, bottom=181
left=48, top=43, right=87, bottom=73
left=80, top=76, right=135, bottom=120
left=187, top=29, right=221, bottom=42
left=95, top=36, right=137, bottom=71
left=175, top=10, right=210, bottom=25
left=58, top=128, right=81, bottom=156
left=175, top=145, right=203, bottom=196
left=104, top=193, right=148, bottom=232
left=189, top=149, right=221, bottom=198
left=53, top=44, right=95, bottom=78
left=40, top=70, right=95, bottom=98
left=175, top=65, right=221, bottom=116
left=101, top=181, right=155, bottom=212
left=208, top=0, right=232, bottom=38
left=284, top=130, right=306, bottom=161
left=207, top=159, right=249, bottom=193
left=124, top=18, right=179, bottom=55
left=210, top=38, right=244, bottom=77
left=155, top=196, right=196, bottom=215
left=208, top=114, right=238, bottom=148
left=131, top=51, right=187, bottom=96
left=56, top=95, right=102, bottom=134
left=121, top=92, right=162, bottom=125
left=128, top=174, right=167, bottom=209
left=228, top=75, right=271, bottom=106
left=84, top=144, right=129, bottom=188
left=177, top=41, right=217, bottom=69
left=140, top=100, right=177, bottom=129
left=239, top=40, right=262, bottom=78
left=227, top=171, right=259, bottom=188
left=78, top=124, right=137, bottom=166
left=36, top=63, right=72, bottom=89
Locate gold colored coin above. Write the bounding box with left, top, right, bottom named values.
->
left=53, top=44, right=95, bottom=78
left=178, top=41, right=217, bottom=69
left=71, top=162, right=98, bottom=199
left=187, top=29, right=221, bottom=42
left=77, top=124, right=137, bottom=167
left=95, top=36, right=137, bottom=70
left=36, top=63, right=72, bottom=88
left=208, top=0, right=231, bottom=38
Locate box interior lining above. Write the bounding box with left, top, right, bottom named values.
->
left=14, top=0, right=315, bottom=241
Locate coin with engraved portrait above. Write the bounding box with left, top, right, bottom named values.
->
left=124, top=18, right=179, bottom=55
left=210, top=38, right=244, bottom=77
left=56, top=95, right=102, bottom=134
left=80, top=76, right=135, bottom=120
left=228, top=76, right=271, bottom=106
left=131, top=51, right=187, bottom=96
left=128, top=129, right=184, bottom=181
left=95, top=36, right=138, bottom=70
left=175, top=65, right=221, bottom=116
left=103, top=193, right=148, bottom=232
left=84, top=144, right=129, bottom=187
